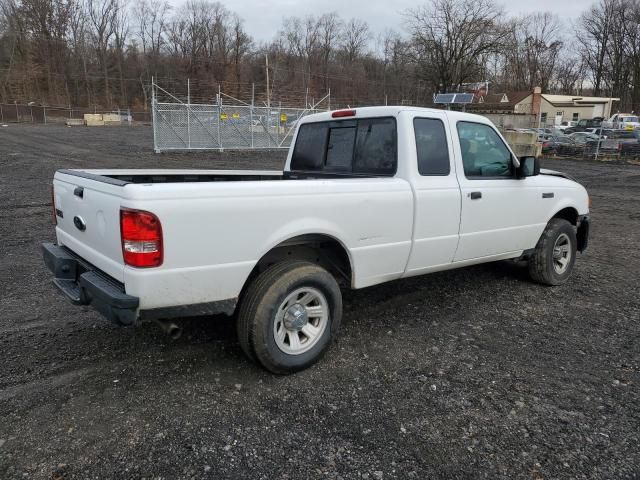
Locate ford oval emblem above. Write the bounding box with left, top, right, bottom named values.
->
left=73, top=216, right=86, bottom=232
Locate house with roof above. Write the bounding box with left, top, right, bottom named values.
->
left=478, top=87, right=619, bottom=126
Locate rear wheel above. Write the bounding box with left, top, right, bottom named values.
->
left=528, top=218, right=577, bottom=286
left=236, top=260, right=342, bottom=374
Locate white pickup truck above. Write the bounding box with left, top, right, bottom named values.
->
left=43, top=107, right=590, bottom=374
left=602, top=113, right=640, bottom=130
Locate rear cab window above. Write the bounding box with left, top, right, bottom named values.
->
left=291, top=117, right=397, bottom=175
left=413, top=118, right=450, bottom=175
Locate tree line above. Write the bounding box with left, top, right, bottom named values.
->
left=1, top=0, right=639, bottom=111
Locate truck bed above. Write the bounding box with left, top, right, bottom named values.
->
left=52, top=168, right=414, bottom=311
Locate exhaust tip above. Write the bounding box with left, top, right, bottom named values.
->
left=166, top=324, right=183, bottom=341
left=154, top=320, right=183, bottom=340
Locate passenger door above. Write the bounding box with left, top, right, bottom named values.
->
left=405, top=112, right=462, bottom=275
left=452, top=120, right=542, bottom=262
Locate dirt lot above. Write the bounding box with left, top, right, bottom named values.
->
left=0, top=124, right=639, bottom=479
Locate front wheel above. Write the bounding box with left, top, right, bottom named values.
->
left=528, top=218, right=577, bottom=286
left=236, top=260, right=342, bottom=374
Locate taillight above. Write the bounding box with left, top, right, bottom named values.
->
left=332, top=109, right=356, bottom=118
left=120, top=208, right=163, bottom=268
left=51, top=185, right=57, bottom=225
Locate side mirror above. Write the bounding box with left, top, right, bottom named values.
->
left=517, top=156, right=540, bottom=178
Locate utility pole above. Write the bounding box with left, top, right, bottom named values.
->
left=265, top=54, right=270, bottom=110
left=187, top=78, right=191, bottom=149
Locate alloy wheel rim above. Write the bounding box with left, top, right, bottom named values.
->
left=552, top=233, right=572, bottom=274
left=273, top=287, right=329, bottom=356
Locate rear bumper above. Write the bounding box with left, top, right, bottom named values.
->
left=42, top=243, right=139, bottom=325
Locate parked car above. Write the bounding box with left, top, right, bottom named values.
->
left=609, top=129, right=640, bottom=140
left=565, top=117, right=604, bottom=134
left=598, top=129, right=640, bottom=154
left=536, top=128, right=566, bottom=142
left=555, top=121, right=577, bottom=132
left=584, top=127, right=609, bottom=138
left=42, top=107, right=591, bottom=374
left=619, top=141, right=640, bottom=157
left=542, top=135, right=579, bottom=156
left=568, top=132, right=600, bottom=144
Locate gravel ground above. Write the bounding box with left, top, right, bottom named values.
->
left=0, top=124, right=638, bottom=480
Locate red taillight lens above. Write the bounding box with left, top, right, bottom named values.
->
left=332, top=109, right=356, bottom=118
left=120, top=208, right=163, bottom=268
left=51, top=185, right=57, bottom=225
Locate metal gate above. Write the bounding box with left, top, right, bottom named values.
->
left=152, top=80, right=329, bottom=152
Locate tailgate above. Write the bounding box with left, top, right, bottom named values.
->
left=53, top=172, right=125, bottom=282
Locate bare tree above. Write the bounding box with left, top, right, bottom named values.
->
left=576, top=0, right=618, bottom=96
left=318, top=12, right=342, bottom=90
left=553, top=54, right=586, bottom=94
left=405, top=0, right=508, bottom=95
left=68, top=0, right=92, bottom=105
left=340, top=18, right=369, bottom=64
left=0, top=0, right=24, bottom=101
left=133, top=0, right=170, bottom=62
left=203, top=1, right=230, bottom=78
left=87, top=0, right=119, bottom=105
left=113, top=0, right=128, bottom=105
left=378, top=29, right=414, bottom=104
left=5, top=0, right=639, bottom=112
left=624, top=0, right=640, bottom=111
left=19, top=0, right=75, bottom=102
left=501, top=13, right=564, bottom=91
left=131, top=0, right=170, bottom=108
left=230, top=14, right=251, bottom=95
left=279, top=15, right=320, bottom=92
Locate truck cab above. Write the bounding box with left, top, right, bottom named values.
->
left=603, top=113, right=640, bottom=130
left=566, top=117, right=604, bottom=134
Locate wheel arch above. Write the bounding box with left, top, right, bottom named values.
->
left=246, top=232, right=355, bottom=292
left=551, top=206, right=579, bottom=225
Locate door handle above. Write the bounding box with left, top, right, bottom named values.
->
left=469, top=191, right=482, bottom=200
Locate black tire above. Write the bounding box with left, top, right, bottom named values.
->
left=528, top=218, right=577, bottom=286
left=236, top=260, right=342, bottom=374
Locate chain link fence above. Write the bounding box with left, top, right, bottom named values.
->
left=0, top=103, right=152, bottom=124
left=152, top=80, right=329, bottom=152
left=540, top=137, right=640, bottom=161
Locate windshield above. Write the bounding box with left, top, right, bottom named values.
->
left=622, top=116, right=639, bottom=123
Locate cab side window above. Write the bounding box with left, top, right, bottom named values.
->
left=457, top=122, right=513, bottom=178
left=414, top=118, right=450, bottom=175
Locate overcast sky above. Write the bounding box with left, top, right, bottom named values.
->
left=209, top=0, right=590, bottom=43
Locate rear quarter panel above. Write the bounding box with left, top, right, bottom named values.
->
left=120, top=178, right=413, bottom=309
